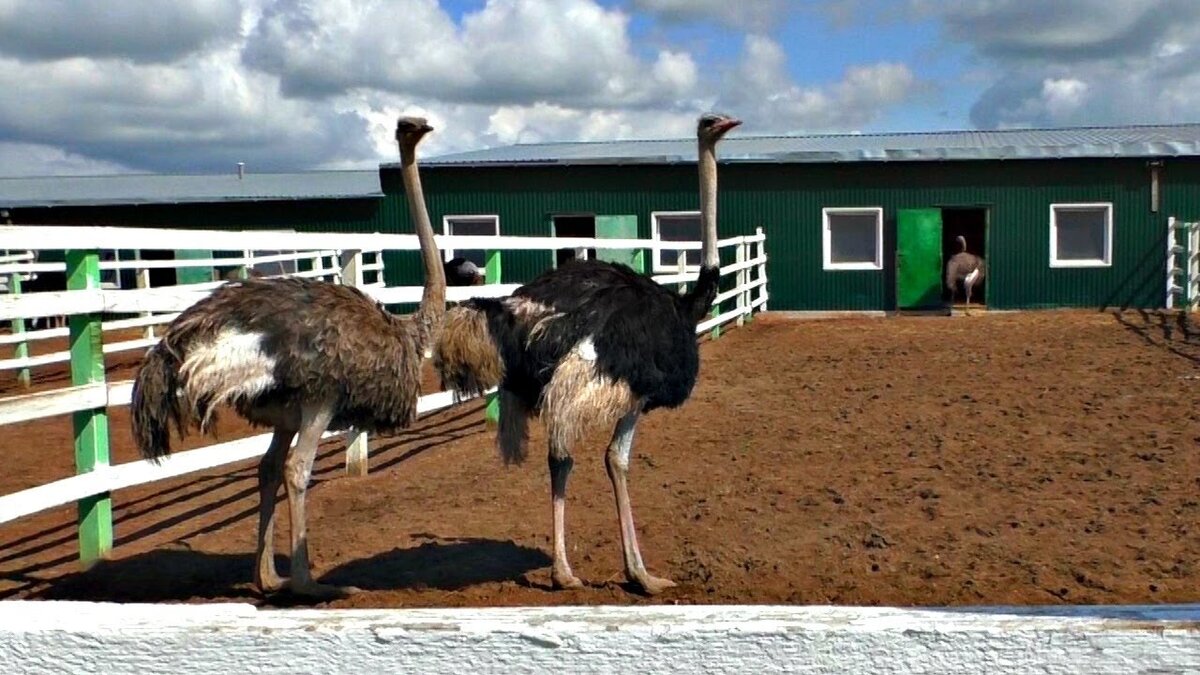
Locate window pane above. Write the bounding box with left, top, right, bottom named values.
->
left=828, top=213, right=878, bottom=265
left=656, top=214, right=701, bottom=268
left=448, top=217, right=497, bottom=267
left=1055, top=208, right=1106, bottom=261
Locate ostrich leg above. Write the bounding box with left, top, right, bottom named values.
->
left=604, top=410, right=676, bottom=595
left=548, top=449, right=584, bottom=589
left=283, top=402, right=359, bottom=598
left=254, top=427, right=295, bottom=593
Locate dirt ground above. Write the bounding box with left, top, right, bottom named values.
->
left=2, top=308, right=1200, bottom=609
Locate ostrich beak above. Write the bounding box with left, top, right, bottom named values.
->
left=715, top=118, right=742, bottom=134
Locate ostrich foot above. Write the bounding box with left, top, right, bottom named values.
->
left=289, top=580, right=362, bottom=600
left=552, top=570, right=585, bottom=590
left=255, top=573, right=288, bottom=595
left=629, top=572, right=676, bottom=596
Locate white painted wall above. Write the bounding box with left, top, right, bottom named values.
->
left=3, top=602, right=1200, bottom=674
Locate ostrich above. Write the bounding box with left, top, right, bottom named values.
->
left=946, top=235, right=986, bottom=313
left=129, top=116, right=446, bottom=599
left=444, top=257, right=485, bottom=286
left=434, top=113, right=742, bottom=595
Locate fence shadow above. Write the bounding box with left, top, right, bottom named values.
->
left=34, top=545, right=265, bottom=603
left=28, top=536, right=549, bottom=605
left=1098, top=224, right=1169, bottom=312
left=0, top=402, right=488, bottom=587
left=1109, top=308, right=1200, bottom=365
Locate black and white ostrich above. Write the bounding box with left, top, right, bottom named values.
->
left=945, top=235, right=986, bottom=313
left=130, top=116, right=446, bottom=599
left=434, top=113, right=742, bottom=595
left=444, top=257, right=485, bottom=286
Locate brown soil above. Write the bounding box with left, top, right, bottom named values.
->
left=2, top=309, right=1200, bottom=609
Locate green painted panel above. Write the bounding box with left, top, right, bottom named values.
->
left=174, top=249, right=213, bottom=285
left=595, top=215, right=639, bottom=268
left=896, top=208, right=943, bottom=309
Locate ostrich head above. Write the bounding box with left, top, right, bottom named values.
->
left=395, top=116, right=434, bottom=152
left=697, top=112, right=741, bottom=144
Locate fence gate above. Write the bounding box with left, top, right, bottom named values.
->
left=1166, top=217, right=1200, bottom=310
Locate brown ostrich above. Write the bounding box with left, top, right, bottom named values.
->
left=945, top=235, right=986, bottom=313
left=434, top=113, right=741, bottom=595
left=129, top=116, right=446, bottom=599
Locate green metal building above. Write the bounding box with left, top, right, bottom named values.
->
left=4, top=123, right=1200, bottom=312
left=392, top=122, right=1200, bottom=312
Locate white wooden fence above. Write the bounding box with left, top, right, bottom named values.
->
left=0, top=225, right=768, bottom=564
left=0, top=247, right=384, bottom=374
left=1166, top=216, right=1199, bottom=310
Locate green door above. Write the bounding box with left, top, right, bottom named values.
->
left=896, top=208, right=943, bottom=309
left=595, top=215, right=643, bottom=272
left=174, top=249, right=215, bottom=285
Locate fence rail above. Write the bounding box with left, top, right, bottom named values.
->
left=0, top=225, right=768, bottom=565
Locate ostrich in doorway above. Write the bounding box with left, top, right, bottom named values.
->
left=129, top=116, right=446, bottom=599
left=434, top=113, right=742, bottom=595
left=946, top=235, right=986, bottom=313
left=444, top=257, right=485, bottom=286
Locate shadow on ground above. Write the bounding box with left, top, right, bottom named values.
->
left=29, top=535, right=550, bottom=605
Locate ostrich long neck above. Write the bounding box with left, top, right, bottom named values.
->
left=679, top=137, right=722, bottom=324
left=400, top=145, right=446, bottom=341
left=698, top=139, right=720, bottom=269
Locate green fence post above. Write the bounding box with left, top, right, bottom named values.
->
left=484, top=249, right=502, bottom=426
left=67, top=249, right=112, bottom=566
left=10, top=272, right=30, bottom=388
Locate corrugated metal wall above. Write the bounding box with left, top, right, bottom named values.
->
left=382, top=157, right=1200, bottom=311
left=12, top=155, right=1200, bottom=312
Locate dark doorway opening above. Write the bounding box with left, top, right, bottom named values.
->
left=552, top=215, right=595, bottom=267
left=139, top=249, right=177, bottom=288
left=941, top=207, right=988, bottom=306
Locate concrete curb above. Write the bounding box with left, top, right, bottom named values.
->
left=3, top=601, right=1200, bottom=674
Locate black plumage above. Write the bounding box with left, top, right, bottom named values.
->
left=433, top=113, right=741, bottom=596
left=444, top=257, right=485, bottom=286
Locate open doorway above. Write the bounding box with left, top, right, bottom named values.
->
left=941, top=207, right=988, bottom=306
left=552, top=214, right=596, bottom=267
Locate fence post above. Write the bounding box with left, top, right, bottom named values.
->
left=67, top=249, right=112, bottom=566
left=736, top=238, right=747, bottom=327
left=9, top=272, right=30, bottom=387
left=756, top=227, right=768, bottom=312
left=135, top=252, right=155, bottom=340
left=338, top=249, right=371, bottom=477
left=1185, top=223, right=1195, bottom=312
left=484, top=249, right=502, bottom=426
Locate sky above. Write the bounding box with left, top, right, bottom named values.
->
left=0, top=0, right=1198, bottom=177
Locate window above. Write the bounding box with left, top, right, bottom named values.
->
left=443, top=215, right=500, bottom=267
left=823, top=207, right=883, bottom=271
left=652, top=211, right=702, bottom=272
left=1050, top=203, right=1112, bottom=267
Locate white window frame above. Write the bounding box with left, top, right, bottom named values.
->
left=1049, top=202, right=1112, bottom=268
left=442, top=214, right=500, bottom=263
left=651, top=210, right=702, bottom=273
left=822, top=206, right=884, bottom=271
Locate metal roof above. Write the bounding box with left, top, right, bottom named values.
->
left=0, top=170, right=383, bottom=209
left=418, top=123, right=1200, bottom=168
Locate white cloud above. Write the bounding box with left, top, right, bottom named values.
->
left=243, top=0, right=695, bottom=108
left=0, top=0, right=242, bottom=62
left=630, top=0, right=788, bottom=31
left=718, top=36, right=918, bottom=132
left=0, top=142, right=130, bottom=177
left=0, top=0, right=924, bottom=176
